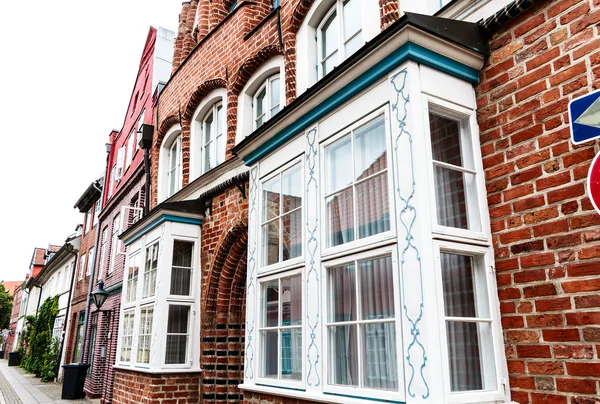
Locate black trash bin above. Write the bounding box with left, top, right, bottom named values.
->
left=61, top=363, right=90, bottom=399
left=8, top=352, right=19, bottom=366
left=0, top=350, right=5, bottom=359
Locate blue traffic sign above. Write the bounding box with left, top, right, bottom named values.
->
left=569, top=89, right=600, bottom=144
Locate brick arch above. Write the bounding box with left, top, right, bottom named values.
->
left=287, top=0, right=316, bottom=38
left=201, top=222, right=248, bottom=404
left=155, top=114, right=180, bottom=147
left=182, top=78, right=227, bottom=123
left=230, top=45, right=283, bottom=96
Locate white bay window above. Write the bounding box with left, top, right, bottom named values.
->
left=117, top=220, right=200, bottom=371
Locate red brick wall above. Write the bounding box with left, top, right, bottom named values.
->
left=112, top=369, right=200, bottom=404
left=243, top=392, right=315, bottom=404
left=477, top=0, right=600, bottom=402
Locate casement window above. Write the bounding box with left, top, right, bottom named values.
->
left=261, top=162, right=302, bottom=268
left=117, top=223, right=200, bottom=371
left=120, top=310, right=135, bottom=362
left=136, top=110, right=145, bottom=150
left=167, top=135, right=182, bottom=198
left=108, top=214, right=122, bottom=276
left=126, top=132, right=135, bottom=168
left=200, top=102, right=225, bottom=175
left=98, top=227, right=108, bottom=279
left=108, top=166, right=116, bottom=198
left=317, top=0, right=362, bottom=77
left=86, top=247, right=95, bottom=277
left=84, top=210, right=92, bottom=234
left=259, top=273, right=302, bottom=383
left=78, top=253, right=86, bottom=281
left=254, top=75, right=281, bottom=129
left=116, top=146, right=125, bottom=181
left=324, top=113, right=391, bottom=249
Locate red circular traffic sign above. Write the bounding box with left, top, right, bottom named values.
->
left=589, top=151, right=600, bottom=215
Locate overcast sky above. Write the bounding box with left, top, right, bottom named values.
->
left=0, top=0, right=182, bottom=282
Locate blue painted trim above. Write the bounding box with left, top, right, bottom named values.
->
left=243, top=41, right=479, bottom=165
left=124, top=214, right=203, bottom=245
left=323, top=391, right=406, bottom=404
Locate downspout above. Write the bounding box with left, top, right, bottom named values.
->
left=143, top=144, right=151, bottom=215
left=56, top=244, right=78, bottom=376
left=79, top=155, right=110, bottom=364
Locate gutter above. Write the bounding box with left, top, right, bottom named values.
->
left=481, top=0, right=546, bottom=33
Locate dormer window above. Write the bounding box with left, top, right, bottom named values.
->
left=254, top=75, right=280, bottom=129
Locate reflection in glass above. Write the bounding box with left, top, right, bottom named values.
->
left=362, top=323, right=397, bottom=390
left=329, top=325, right=358, bottom=386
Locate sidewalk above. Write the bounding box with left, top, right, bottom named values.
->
left=0, top=360, right=98, bottom=404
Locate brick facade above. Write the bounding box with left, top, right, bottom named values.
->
left=477, top=0, right=600, bottom=402
left=112, top=369, right=200, bottom=404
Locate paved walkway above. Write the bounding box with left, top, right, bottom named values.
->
left=0, top=361, right=98, bottom=404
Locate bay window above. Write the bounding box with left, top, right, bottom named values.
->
left=117, top=220, right=200, bottom=372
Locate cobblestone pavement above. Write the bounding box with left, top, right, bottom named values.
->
left=0, top=364, right=22, bottom=404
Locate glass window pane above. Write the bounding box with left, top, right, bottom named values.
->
left=322, top=51, right=339, bottom=76
left=263, top=280, right=279, bottom=327
left=216, top=134, right=225, bottom=165
left=216, top=105, right=223, bottom=136
left=430, top=113, right=463, bottom=167
left=165, top=335, right=188, bottom=364
left=322, top=10, right=338, bottom=59
left=359, top=256, right=394, bottom=320
left=282, top=210, right=302, bottom=261
left=282, top=164, right=302, bottom=213
left=270, top=77, right=280, bottom=113
left=434, top=166, right=470, bottom=229
left=261, top=330, right=278, bottom=378
left=170, top=240, right=193, bottom=295
left=326, top=190, right=354, bottom=247
left=127, top=254, right=139, bottom=303
left=446, top=321, right=483, bottom=391
left=204, top=142, right=212, bottom=173
left=167, top=305, right=189, bottom=333
left=326, top=134, right=352, bottom=194
left=170, top=141, right=178, bottom=170
left=328, top=325, right=358, bottom=386
left=256, top=86, right=266, bottom=122
left=262, top=221, right=280, bottom=266
left=343, top=0, right=361, bottom=41
left=281, top=328, right=302, bottom=380
left=204, top=112, right=213, bottom=144
left=172, top=240, right=193, bottom=267
left=143, top=243, right=159, bottom=298
left=165, top=305, right=189, bottom=364
left=281, top=276, right=301, bottom=326
left=328, top=263, right=356, bottom=322
left=344, top=33, right=362, bottom=58
left=356, top=172, right=390, bottom=239
left=354, top=117, right=387, bottom=180
left=361, top=323, right=398, bottom=390
left=263, top=176, right=281, bottom=221
left=441, top=253, right=490, bottom=318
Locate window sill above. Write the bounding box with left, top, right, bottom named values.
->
left=113, top=364, right=202, bottom=374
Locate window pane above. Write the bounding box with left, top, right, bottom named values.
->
left=328, top=263, right=356, bottom=322
left=281, top=276, right=301, bottom=326
left=262, top=221, right=280, bottom=266
left=430, top=113, right=463, bottom=167
left=127, top=254, right=139, bottom=303
left=356, top=173, right=390, bottom=239
left=204, top=112, right=213, bottom=144
left=344, top=32, right=362, bottom=57
left=143, top=243, right=159, bottom=298
left=256, top=86, right=266, bottom=127
left=263, top=175, right=281, bottom=220
left=446, top=321, right=483, bottom=391
left=282, top=210, right=302, bottom=261
left=434, top=166, right=469, bottom=229
left=137, top=308, right=153, bottom=364
left=261, top=330, right=278, bottom=378
left=359, top=256, right=394, bottom=320
left=216, top=134, right=225, bottom=165
left=281, top=328, right=302, bottom=380
left=165, top=305, right=189, bottom=364
left=322, top=10, right=338, bottom=60
left=441, top=253, right=490, bottom=318
left=326, top=190, right=354, bottom=247
left=343, top=0, right=361, bottom=40
left=262, top=280, right=279, bottom=327
left=171, top=240, right=193, bottom=295
left=204, top=143, right=212, bottom=173
left=216, top=105, right=223, bottom=136
left=172, top=240, right=193, bottom=267
left=322, top=51, right=339, bottom=76
left=354, top=117, right=387, bottom=180
left=282, top=164, right=301, bottom=213
left=329, top=325, right=358, bottom=386
left=361, top=323, right=398, bottom=390
left=270, top=77, right=280, bottom=115
left=169, top=141, right=178, bottom=170
left=326, top=134, right=352, bottom=194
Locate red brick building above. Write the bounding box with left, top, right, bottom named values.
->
left=82, top=26, right=175, bottom=403
left=5, top=283, right=23, bottom=354
left=107, top=0, right=600, bottom=404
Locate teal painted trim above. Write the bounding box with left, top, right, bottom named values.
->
left=243, top=41, right=479, bottom=166
left=124, top=214, right=203, bottom=245
left=324, top=391, right=406, bottom=404
left=255, top=383, right=306, bottom=392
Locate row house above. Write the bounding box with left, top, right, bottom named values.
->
left=104, top=0, right=600, bottom=403
left=6, top=283, right=24, bottom=354
left=81, top=26, right=175, bottom=403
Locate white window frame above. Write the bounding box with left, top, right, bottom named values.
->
left=136, top=109, right=145, bottom=150
left=319, top=107, right=396, bottom=258
left=201, top=102, right=225, bottom=175
left=108, top=166, right=116, bottom=198
left=236, top=57, right=285, bottom=144
left=321, top=245, right=404, bottom=401
left=422, top=97, right=488, bottom=244
left=137, top=305, right=154, bottom=365
left=163, top=302, right=193, bottom=368
left=108, top=213, right=122, bottom=276
left=256, top=268, right=305, bottom=390
left=86, top=247, right=95, bottom=277
left=116, top=146, right=125, bottom=181
left=432, top=240, right=506, bottom=404
left=125, top=250, right=141, bottom=304
left=84, top=210, right=92, bottom=235
left=142, top=240, right=159, bottom=300
left=98, top=227, right=108, bottom=280
left=158, top=125, right=183, bottom=202
left=253, top=75, right=281, bottom=130
left=78, top=253, right=86, bottom=281
left=120, top=310, right=135, bottom=363
left=126, top=131, right=135, bottom=168
left=258, top=158, right=304, bottom=275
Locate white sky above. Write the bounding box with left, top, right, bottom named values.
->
left=0, top=0, right=182, bottom=282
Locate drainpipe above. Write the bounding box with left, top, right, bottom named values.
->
left=79, top=148, right=110, bottom=364
left=139, top=124, right=154, bottom=215
left=56, top=244, right=78, bottom=376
